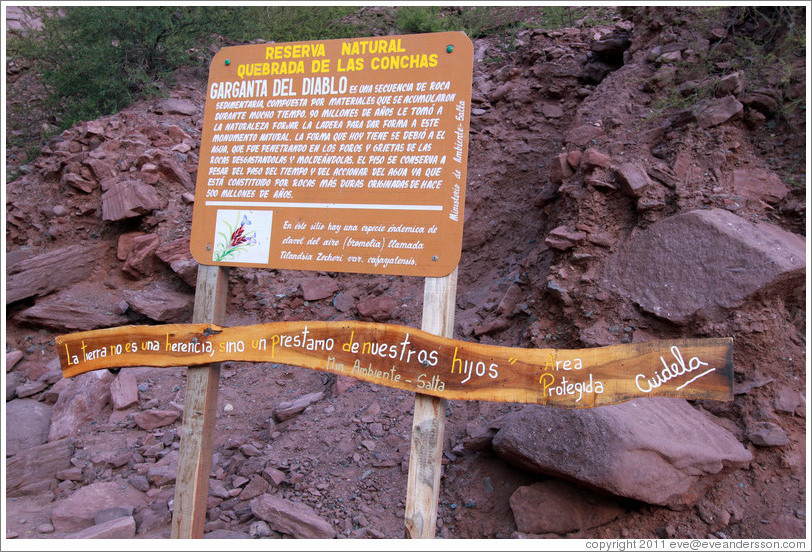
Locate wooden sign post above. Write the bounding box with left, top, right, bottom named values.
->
left=52, top=31, right=737, bottom=541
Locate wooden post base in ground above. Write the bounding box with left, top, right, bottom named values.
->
left=405, top=267, right=458, bottom=538
left=171, top=265, right=228, bottom=538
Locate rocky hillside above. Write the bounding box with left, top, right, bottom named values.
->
left=5, top=7, right=807, bottom=541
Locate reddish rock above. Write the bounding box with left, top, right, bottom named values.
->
left=774, top=386, right=802, bottom=415
left=48, top=370, right=115, bottom=441
left=240, top=474, right=270, bottom=501
left=82, top=156, right=116, bottom=182
left=110, top=371, right=139, bottom=410
left=566, top=124, right=605, bottom=147
left=332, top=292, right=356, bottom=313
left=492, top=398, right=752, bottom=508
left=273, top=391, right=325, bottom=422
left=14, top=380, right=47, bottom=398
left=6, top=399, right=52, bottom=456
left=695, top=95, right=743, bottom=128
left=732, top=168, right=788, bottom=204
left=602, top=209, right=806, bottom=324
left=50, top=480, right=147, bottom=533
left=133, top=409, right=180, bottom=430
left=747, top=421, right=790, bottom=447
left=614, top=162, right=652, bottom=198
left=155, top=98, right=197, bottom=116
left=117, top=231, right=147, bottom=260
left=6, top=349, right=24, bottom=371
left=581, top=148, right=612, bottom=170
left=7, top=438, right=74, bottom=496
left=123, top=284, right=194, bottom=322
left=14, top=283, right=130, bottom=331
left=510, top=479, right=624, bottom=534
left=251, top=494, right=336, bottom=539
left=566, top=149, right=582, bottom=169
left=123, top=233, right=161, bottom=278
left=765, top=513, right=805, bottom=539
left=101, top=179, right=165, bottom=221
left=66, top=516, right=136, bottom=539
left=156, top=238, right=198, bottom=286
left=356, top=295, right=398, bottom=322
left=6, top=244, right=100, bottom=304
left=301, top=277, right=339, bottom=301
left=61, top=171, right=96, bottom=193
left=147, top=463, right=177, bottom=487
left=545, top=225, right=587, bottom=250
left=549, top=152, right=574, bottom=184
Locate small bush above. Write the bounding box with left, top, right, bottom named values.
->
left=8, top=6, right=248, bottom=129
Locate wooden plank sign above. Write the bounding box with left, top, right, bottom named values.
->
left=56, top=321, right=733, bottom=407
left=189, top=32, right=473, bottom=277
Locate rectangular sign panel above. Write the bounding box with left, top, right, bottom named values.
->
left=190, top=32, right=473, bottom=276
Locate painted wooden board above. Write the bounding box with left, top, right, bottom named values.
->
left=56, top=321, right=733, bottom=407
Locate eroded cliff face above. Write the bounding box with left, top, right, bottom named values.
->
left=5, top=7, right=806, bottom=540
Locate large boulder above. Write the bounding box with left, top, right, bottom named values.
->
left=601, top=208, right=805, bottom=324
left=492, top=398, right=752, bottom=509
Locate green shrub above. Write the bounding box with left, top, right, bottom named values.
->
left=8, top=6, right=248, bottom=129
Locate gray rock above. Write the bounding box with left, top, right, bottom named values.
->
left=6, top=244, right=100, bottom=304
left=601, top=209, right=806, bottom=324
left=492, top=398, right=752, bottom=508
left=510, top=479, right=624, bottom=534
left=251, top=494, right=336, bottom=538
left=6, top=399, right=52, bottom=455
left=7, top=438, right=74, bottom=496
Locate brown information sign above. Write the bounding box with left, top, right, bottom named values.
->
left=56, top=322, right=734, bottom=408
left=190, top=32, right=473, bottom=277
